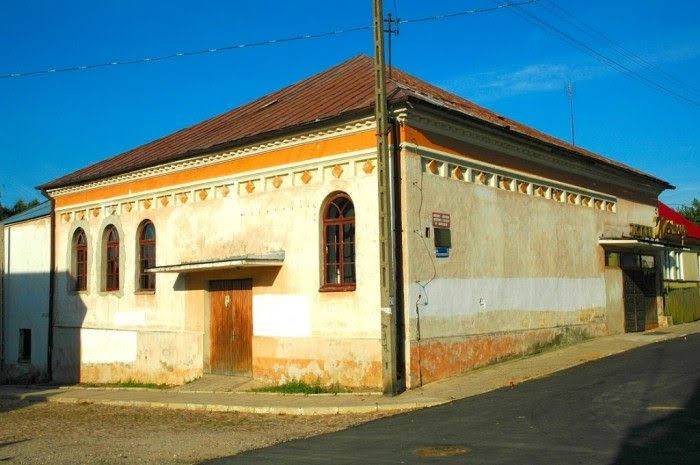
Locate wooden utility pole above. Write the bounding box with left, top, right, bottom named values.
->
left=373, top=0, right=398, bottom=395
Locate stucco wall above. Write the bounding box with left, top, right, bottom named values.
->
left=2, top=216, right=51, bottom=383
left=0, top=223, right=3, bottom=382
left=604, top=267, right=625, bottom=334
left=52, top=147, right=383, bottom=388
left=681, top=251, right=699, bottom=281
left=399, top=130, right=658, bottom=387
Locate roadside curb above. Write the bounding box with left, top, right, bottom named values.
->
left=2, top=325, right=696, bottom=416
left=55, top=385, right=383, bottom=396
left=43, top=395, right=443, bottom=415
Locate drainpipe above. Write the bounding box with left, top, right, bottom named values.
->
left=390, top=116, right=406, bottom=391
left=45, top=193, right=56, bottom=383
left=0, top=223, right=6, bottom=382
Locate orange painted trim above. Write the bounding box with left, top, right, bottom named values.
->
left=402, top=125, right=466, bottom=159
left=55, top=130, right=376, bottom=208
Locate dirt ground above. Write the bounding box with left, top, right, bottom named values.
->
left=0, top=399, right=386, bottom=464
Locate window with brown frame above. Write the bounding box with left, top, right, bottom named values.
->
left=138, top=221, right=156, bottom=291
left=321, top=193, right=355, bottom=291
left=73, top=228, right=87, bottom=291
left=105, top=225, right=120, bottom=291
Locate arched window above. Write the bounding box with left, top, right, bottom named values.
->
left=138, top=221, right=156, bottom=291
left=73, top=228, right=87, bottom=291
left=321, top=193, right=355, bottom=290
left=104, top=225, right=120, bottom=291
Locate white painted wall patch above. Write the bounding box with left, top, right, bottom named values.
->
left=81, top=329, right=138, bottom=364
left=113, top=311, right=146, bottom=326
left=253, top=294, right=311, bottom=337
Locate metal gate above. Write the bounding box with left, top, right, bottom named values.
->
left=622, top=268, right=656, bottom=332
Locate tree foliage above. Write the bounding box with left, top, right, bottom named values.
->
left=678, top=198, right=700, bottom=226
left=0, top=198, right=41, bottom=221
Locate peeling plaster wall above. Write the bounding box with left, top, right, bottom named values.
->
left=604, top=268, right=625, bottom=335
left=680, top=251, right=699, bottom=281
left=52, top=152, right=382, bottom=388
left=182, top=164, right=382, bottom=388
left=400, top=136, right=658, bottom=388
left=2, top=216, right=51, bottom=383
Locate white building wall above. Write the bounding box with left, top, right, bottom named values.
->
left=51, top=144, right=383, bottom=387
left=2, top=215, right=51, bottom=382
left=398, top=122, right=661, bottom=387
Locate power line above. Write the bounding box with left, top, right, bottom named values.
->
left=504, top=2, right=700, bottom=107
left=398, top=0, right=539, bottom=25
left=0, top=0, right=538, bottom=80
left=540, top=0, right=700, bottom=99
left=0, top=25, right=371, bottom=79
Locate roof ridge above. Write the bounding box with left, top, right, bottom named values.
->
left=39, top=55, right=374, bottom=191
left=39, top=54, right=671, bottom=191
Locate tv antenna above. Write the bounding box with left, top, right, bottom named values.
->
left=566, top=81, right=576, bottom=146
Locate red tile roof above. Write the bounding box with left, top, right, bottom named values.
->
left=40, top=55, right=672, bottom=191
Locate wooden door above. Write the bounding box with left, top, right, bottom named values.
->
left=209, top=279, right=253, bottom=374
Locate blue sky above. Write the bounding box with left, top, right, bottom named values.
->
left=1, top=0, right=698, bottom=207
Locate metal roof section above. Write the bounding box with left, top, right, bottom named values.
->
left=1, top=200, right=51, bottom=225
left=598, top=238, right=672, bottom=250
left=147, top=251, right=285, bottom=273
left=40, top=55, right=672, bottom=192
left=659, top=201, right=700, bottom=240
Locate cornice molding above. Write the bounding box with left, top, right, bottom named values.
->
left=406, top=143, right=617, bottom=203
left=54, top=149, right=378, bottom=215
left=403, top=108, right=665, bottom=198
left=48, top=117, right=376, bottom=197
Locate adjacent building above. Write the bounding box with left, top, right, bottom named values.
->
left=659, top=202, right=700, bottom=324
left=33, top=56, right=682, bottom=390
left=1, top=201, right=52, bottom=383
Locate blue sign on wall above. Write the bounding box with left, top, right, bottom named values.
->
left=435, top=246, right=449, bottom=258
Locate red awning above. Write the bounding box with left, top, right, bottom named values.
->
left=658, top=202, right=700, bottom=240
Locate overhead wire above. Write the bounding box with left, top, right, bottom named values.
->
left=501, top=1, right=700, bottom=107
left=540, top=0, right=700, bottom=99
left=0, top=0, right=538, bottom=80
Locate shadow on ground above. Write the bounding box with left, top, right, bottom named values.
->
left=612, top=378, right=699, bottom=464
left=198, top=335, right=700, bottom=465
left=0, top=438, right=31, bottom=462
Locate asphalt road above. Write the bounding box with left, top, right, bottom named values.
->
left=203, top=333, right=700, bottom=464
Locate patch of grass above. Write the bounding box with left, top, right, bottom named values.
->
left=79, top=378, right=172, bottom=390
left=478, top=327, right=592, bottom=369
left=524, top=327, right=591, bottom=356
left=253, top=379, right=346, bottom=394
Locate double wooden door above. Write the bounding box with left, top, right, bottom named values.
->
left=209, top=279, right=252, bottom=374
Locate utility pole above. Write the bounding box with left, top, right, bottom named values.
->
left=373, top=0, right=398, bottom=395
left=566, top=81, right=576, bottom=146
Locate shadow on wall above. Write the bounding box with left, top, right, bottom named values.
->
left=174, top=266, right=281, bottom=292
left=49, top=271, right=88, bottom=385
left=3, top=272, right=87, bottom=385
left=1, top=271, right=87, bottom=386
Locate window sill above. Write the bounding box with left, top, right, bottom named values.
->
left=134, top=290, right=156, bottom=295
left=319, top=284, right=356, bottom=293
left=69, top=290, right=89, bottom=296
